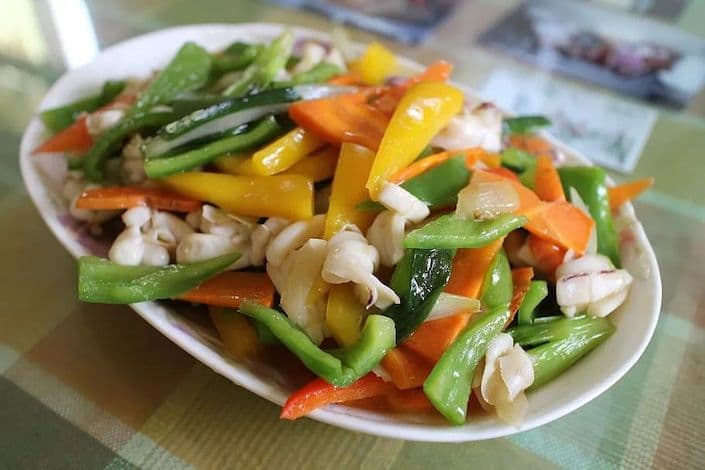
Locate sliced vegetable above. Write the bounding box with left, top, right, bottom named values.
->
left=608, top=177, right=655, bottom=210
left=366, top=82, right=464, bottom=199
left=381, top=347, right=433, bottom=390
left=133, top=42, right=212, bottom=114
left=426, top=292, right=481, bottom=321
left=75, top=186, right=202, bottom=212
left=223, top=31, right=294, bottom=96
left=508, top=133, right=554, bottom=157
left=527, top=234, right=566, bottom=278
left=508, top=267, right=534, bottom=324
left=161, top=172, right=313, bottom=220
left=403, top=313, right=472, bottom=363
left=212, top=42, right=262, bottom=74
left=349, top=42, right=397, bottom=85
left=372, top=61, right=454, bottom=115
left=534, top=155, right=565, bottom=202
left=509, top=315, right=613, bottom=347
left=527, top=318, right=615, bottom=390
left=558, top=166, right=621, bottom=266
left=209, top=307, right=260, bottom=358
left=144, top=116, right=285, bottom=178
left=239, top=302, right=395, bottom=386
left=323, top=143, right=377, bottom=238
left=501, top=147, right=536, bottom=172
left=78, top=252, right=239, bottom=304
left=40, top=80, right=126, bottom=132
left=404, top=213, right=527, bottom=250
left=503, top=115, right=551, bottom=134
left=479, top=249, right=513, bottom=309
left=251, top=126, right=325, bottom=176
left=444, top=238, right=504, bottom=298
left=517, top=280, right=548, bottom=326
left=281, top=146, right=339, bottom=182
left=289, top=90, right=389, bottom=151
left=386, top=388, right=435, bottom=414
left=384, top=248, right=454, bottom=342
left=326, top=284, right=366, bottom=347
left=423, top=304, right=511, bottom=425
left=178, top=271, right=275, bottom=308
left=281, top=62, right=343, bottom=86
left=358, top=155, right=471, bottom=212
left=281, top=373, right=394, bottom=420
left=33, top=118, right=93, bottom=154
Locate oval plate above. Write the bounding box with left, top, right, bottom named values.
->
left=20, top=23, right=661, bottom=442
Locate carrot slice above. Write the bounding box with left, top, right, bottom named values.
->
left=445, top=238, right=504, bottom=298
left=389, top=147, right=500, bottom=184
left=403, top=313, right=472, bottom=363
left=75, top=186, right=202, bottom=212
left=508, top=133, right=554, bottom=156
left=608, top=177, right=654, bottom=210
left=386, top=388, right=435, bottom=414
left=534, top=155, right=565, bottom=202
left=508, top=267, right=534, bottom=325
left=327, top=72, right=363, bottom=86
left=280, top=374, right=394, bottom=420
left=288, top=92, right=389, bottom=150
left=527, top=234, right=566, bottom=279
left=381, top=346, right=433, bottom=390
left=33, top=118, right=93, bottom=154
left=524, top=201, right=594, bottom=255
left=485, top=166, right=521, bottom=182
left=178, top=271, right=275, bottom=308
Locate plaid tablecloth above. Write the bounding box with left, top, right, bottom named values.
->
left=1, top=1, right=704, bottom=468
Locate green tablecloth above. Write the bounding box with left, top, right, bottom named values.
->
left=1, top=1, right=704, bottom=468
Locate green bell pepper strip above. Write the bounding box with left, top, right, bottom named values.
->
left=404, top=213, right=527, bottom=250
left=223, top=31, right=294, bottom=97
left=479, top=249, right=513, bottom=309
left=40, top=80, right=126, bottom=132
left=144, top=116, right=285, bottom=178
left=558, top=166, right=621, bottom=267
left=528, top=319, right=615, bottom=390
left=132, top=42, right=212, bottom=114
left=358, top=155, right=471, bottom=212
left=78, top=252, right=239, bottom=304
left=503, top=115, right=551, bottom=134
left=423, top=304, right=511, bottom=425
left=82, top=109, right=181, bottom=180
left=276, top=62, right=343, bottom=87
left=212, top=42, right=262, bottom=74
left=384, top=248, right=455, bottom=342
left=517, top=280, right=548, bottom=326
left=239, top=302, right=396, bottom=386
left=508, top=315, right=612, bottom=347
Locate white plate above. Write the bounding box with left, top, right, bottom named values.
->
left=19, top=23, right=662, bottom=442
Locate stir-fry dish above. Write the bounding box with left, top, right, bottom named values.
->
left=34, top=31, right=655, bottom=426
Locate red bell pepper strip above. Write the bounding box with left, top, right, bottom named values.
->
left=74, top=186, right=202, bottom=212
left=178, top=271, right=275, bottom=308
left=280, top=373, right=394, bottom=420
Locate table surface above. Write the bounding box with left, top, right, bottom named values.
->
left=2, top=1, right=704, bottom=468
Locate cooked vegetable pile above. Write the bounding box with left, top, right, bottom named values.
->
left=34, top=31, right=655, bottom=426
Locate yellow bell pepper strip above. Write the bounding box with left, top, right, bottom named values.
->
left=209, top=307, right=260, bottom=359
left=326, top=284, right=366, bottom=347
left=323, top=143, right=377, bottom=345
left=251, top=127, right=326, bottom=176
left=282, top=146, right=339, bottom=182
left=161, top=172, right=313, bottom=220
left=324, top=143, right=377, bottom=238
left=213, top=154, right=260, bottom=176
left=349, top=42, right=398, bottom=85
left=366, top=82, right=464, bottom=199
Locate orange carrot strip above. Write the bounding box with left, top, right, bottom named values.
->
left=281, top=374, right=394, bottom=420
left=327, top=72, right=363, bottom=86
left=508, top=133, right=554, bottom=156
left=527, top=234, right=566, bottom=280
left=178, top=271, right=275, bottom=308
left=485, top=166, right=521, bottom=182
left=75, top=186, right=202, bottom=212
left=33, top=118, right=93, bottom=154
left=289, top=92, right=389, bottom=151
left=381, top=346, right=433, bottom=390
left=524, top=201, right=594, bottom=255
left=389, top=147, right=500, bottom=184
left=608, top=177, right=655, bottom=210
left=386, top=388, right=435, bottom=414
left=445, top=238, right=504, bottom=298
left=534, top=155, right=565, bottom=202
left=403, top=313, right=472, bottom=363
